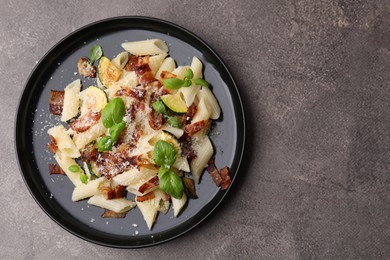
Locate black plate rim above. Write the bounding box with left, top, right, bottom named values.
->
left=15, top=16, right=246, bottom=248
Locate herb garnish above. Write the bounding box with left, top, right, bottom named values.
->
left=98, top=98, right=126, bottom=152
left=153, top=140, right=184, bottom=199
left=89, top=44, right=103, bottom=65
left=162, top=68, right=210, bottom=89
left=68, top=164, right=88, bottom=184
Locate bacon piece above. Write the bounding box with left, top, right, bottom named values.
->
left=96, top=152, right=131, bottom=177
left=136, top=191, right=156, bottom=202
left=102, top=185, right=126, bottom=200
left=124, top=55, right=159, bottom=86
left=116, top=88, right=146, bottom=100
left=124, top=55, right=149, bottom=71
left=149, top=110, right=164, bottom=130
left=47, top=135, right=58, bottom=154
left=48, top=163, right=65, bottom=175
left=77, top=57, right=96, bottom=78
left=140, top=71, right=158, bottom=86
left=49, top=90, right=64, bottom=116
left=185, top=103, right=197, bottom=124
left=220, top=167, right=231, bottom=190
left=96, top=147, right=147, bottom=177
left=183, top=177, right=198, bottom=199
left=101, top=210, right=127, bottom=218
left=207, top=158, right=222, bottom=187
left=70, top=110, right=100, bottom=133
left=138, top=176, right=159, bottom=194
left=80, top=146, right=98, bottom=162
left=184, top=120, right=208, bottom=136
left=134, top=63, right=151, bottom=76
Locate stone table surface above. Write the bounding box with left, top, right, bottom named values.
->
left=2, top=0, right=390, bottom=259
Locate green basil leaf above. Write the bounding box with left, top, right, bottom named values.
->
left=109, top=121, right=126, bottom=143
left=80, top=173, right=88, bottom=184
left=153, top=140, right=177, bottom=167
left=101, top=97, right=126, bottom=128
left=185, top=68, right=193, bottom=80
left=89, top=44, right=103, bottom=64
left=162, top=78, right=185, bottom=89
left=159, top=165, right=170, bottom=176
left=183, top=79, right=192, bottom=87
left=86, top=162, right=97, bottom=179
left=193, top=78, right=210, bottom=88
left=152, top=100, right=167, bottom=115
left=68, top=165, right=80, bottom=173
left=98, top=136, right=113, bottom=152
left=167, top=116, right=181, bottom=128
left=158, top=169, right=184, bottom=199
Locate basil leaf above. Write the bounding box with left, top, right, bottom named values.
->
left=158, top=169, right=184, bottom=199
left=162, top=78, right=185, bottom=89
left=101, top=97, right=126, bottom=128
left=152, top=100, right=167, bottom=115
left=183, top=79, right=192, bottom=87
left=153, top=140, right=177, bottom=167
left=109, top=121, right=126, bottom=143
left=98, top=136, right=113, bottom=152
left=86, top=162, right=97, bottom=179
left=167, top=116, right=181, bottom=128
left=193, top=78, right=210, bottom=88
left=89, top=44, right=103, bottom=64
left=68, top=165, right=80, bottom=173
left=159, top=165, right=170, bottom=176
left=80, top=173, right=88, bottom=184
left=185, top=68, right=193, bottom=80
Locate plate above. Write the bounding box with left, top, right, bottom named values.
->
left=15, top=16, right=245, bottom=248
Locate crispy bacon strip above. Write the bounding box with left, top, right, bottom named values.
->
left=125, top=55, right=149, bottom=71
left=220, top=167, right=231, bottom=190
left=77, top=57, right=96, bottom=78
left=138, top=176, right=159, bottom=194
left=207, top=158, right=222, bottom=187
left=96, top=145, right=147, bottom=177
left=47, top=135, right=58, bottom=154
left=136, top=191, right=156, bottom=202
left=101, top=210, right=127, bottom=219
left=96, top=152, right=130, bottom=177
left=185, top=103, right=197, bottom=124
left=116, top=88, right=147, bottom=100
left=48, top=163, right=65, bottom=175
left=184, top=120, right=208, bottom=136
left=49, top=90, right=64, bottom=116
left=140, top=71, right=158, bottom=86
left=102, top=185, right=126, bottom=200
left=149, top=110, right=164, bottom=130
left=134, top=63, right=151, bottom=76
left=124, top=55, right=159, bottom=86
left=70, top=110, right=101, bottom=133
left=80, top=146, right=98, bottom=162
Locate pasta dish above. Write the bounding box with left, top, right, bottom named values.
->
left=47, top=39, right=230, bottom=229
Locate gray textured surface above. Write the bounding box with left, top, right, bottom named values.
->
left=2, top=0, right=390, bottom=259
